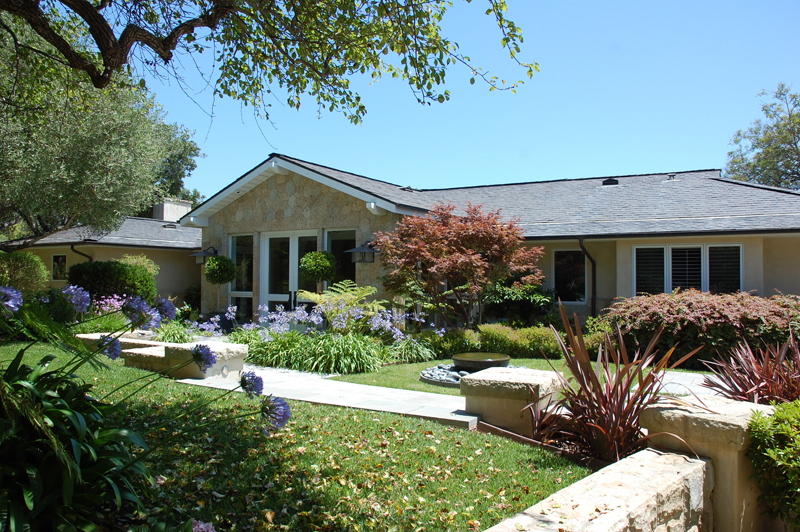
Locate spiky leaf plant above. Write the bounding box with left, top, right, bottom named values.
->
left=543, top=304, right=698, bottom=462
left=701, top=338, right=800, bottom=404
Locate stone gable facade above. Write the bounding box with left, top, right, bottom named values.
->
left=201, top=170, right=400, bottom=315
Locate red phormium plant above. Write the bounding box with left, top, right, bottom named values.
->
left=539, top=304, right=697, bottom=463
left=701, top=337, right=800, bottom=404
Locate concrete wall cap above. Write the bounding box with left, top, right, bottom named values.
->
left=641, top=396, right=775, bottom=451
left=460, top=367, right=561, bottom=401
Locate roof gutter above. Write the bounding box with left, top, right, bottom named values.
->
left=578, top=238, right=596, bottom=318
left=70, top=244, right=93, bottom=263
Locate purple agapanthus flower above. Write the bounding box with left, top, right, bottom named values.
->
left=140, top=307, right=162, bottom=331
left=153, top=297, right=177, bottom=322
left=62, top=285, right=90, bottom=313
left=97, top=335, right=122, bottom=360
left=191, top=344, right=216, bottom=373
left=122, top=296, right=153, bottom=328
left=260, top=395, right=291, bottom=436
left=225, top=305, right=237, bottom=321
left=0, top=286, right=23, bottom=313
left=240, top=370, right=264, bottom=399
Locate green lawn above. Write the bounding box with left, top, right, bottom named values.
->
left=1, top=344, right=589, bottom=531
left=332, top=359, right=566, bottom=396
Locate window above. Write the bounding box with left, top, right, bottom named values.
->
left=325, top=230, right=356, bottom=284
left=634, top=244, right=742, bottom=295
left=52, top=255, right=67, bottom=281
left=553, top=250, right=585, bottom=302
left=230, top=235, right=254, bottom=321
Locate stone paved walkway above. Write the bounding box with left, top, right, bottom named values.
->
left=180, top=364, right=717, bottom=429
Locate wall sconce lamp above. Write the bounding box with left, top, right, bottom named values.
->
left=345, top=242, right=379, bottom=264
left=190, top=246, right=218, bottom=264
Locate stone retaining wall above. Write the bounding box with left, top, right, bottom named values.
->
left=484, top=448, right=713, bottom=532
left=76, top=333, right=246, bottom=380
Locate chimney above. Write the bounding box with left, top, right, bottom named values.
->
left=153, top=199, right=193, bottom=222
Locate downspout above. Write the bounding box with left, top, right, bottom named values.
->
left=578, top=238, right=597, bottom=317
left=70, top=245, right=93, bottom=263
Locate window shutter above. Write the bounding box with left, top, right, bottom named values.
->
left=635, top=248, right=665, bottom=294
left=709, top=246, right=741, bottom=293
left=671, top=247, right=702, bottom=291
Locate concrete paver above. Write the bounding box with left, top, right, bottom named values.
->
left=180, top=364, right=716, bottom=431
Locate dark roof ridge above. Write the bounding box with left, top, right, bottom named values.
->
left=273, top=153, right=418, bottom=190
left=711, top=177, right=800, bottom=197
left=418, top=169, right=722, bottom=192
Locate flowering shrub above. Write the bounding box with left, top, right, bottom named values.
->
left=603, top=289, right=800, bottom=367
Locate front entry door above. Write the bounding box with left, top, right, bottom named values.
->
left=260, top=231, right=318, bottom=311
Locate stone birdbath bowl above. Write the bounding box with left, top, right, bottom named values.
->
left=452, top=352, right=511, bottom=372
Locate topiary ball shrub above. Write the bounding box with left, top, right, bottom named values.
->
left=205, top=255, right=237, bottom=285
left=748, top=400, right=800, bottom=528
left=604, top=289, right=800, bottom=369
left=67, top=260, right=157, bottom=303
left=299, top=251, right=337, bottom=285
left=0, top=251, right=49, bottom=296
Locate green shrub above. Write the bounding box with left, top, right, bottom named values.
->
left=73, top=311, right=130, bottom=333
left=386, top=337, right=435, bottom=364
left=298, top=251, right=337, bottom=285
left=478, top=323, right=563, bottom=359
left=153, top=319, right=194, bottom=343
left=604, top=289, right=800, bottom=368
left=0, top=251, right=49, bottom=296
left=68, top=260, right=157, bottom=303
left=205, top=255, right=237, bottom=285
left=183, top=284, right=201, bottom=310
left=246, top=331, right=385, bottom=374
left=116, top=253, right=160, bottom=277
left=483, top=284, right=555, bottom=328
left=37, top=287, right=79, bottom=324
left=748, top=400, right=800, bottom=528
left=416, top=329, right=481, bottom=358
left=228, top=326, right=266, bottom=347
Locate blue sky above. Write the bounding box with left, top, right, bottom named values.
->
left=144, top=0, right=800, bottom=200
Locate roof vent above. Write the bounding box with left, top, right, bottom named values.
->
left=163, top=223, right=177, bottom=229
left=667, top=173, right=676, bottom=181
left=602, top=178, right=619, bottom=186
left=398, top=185, right=414, bottom=192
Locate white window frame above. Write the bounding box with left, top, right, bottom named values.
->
left=258, top=229, right=318, bottom=310
left=551, top=249, right=587, bottom=305
left=632, top=243, right=744, bottom=294
left=229, top=233, right=255, bottom=308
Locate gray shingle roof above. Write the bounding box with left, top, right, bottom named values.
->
left=276, top=155, right=434, bottom=211
left=31, top=217, right=202, bottom=249
left=419, top=170, right=800, bottom=238
left=187, top=154, right=800, bottom=239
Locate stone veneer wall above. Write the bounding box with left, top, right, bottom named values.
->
left=201, top=171, right=402, bottom=315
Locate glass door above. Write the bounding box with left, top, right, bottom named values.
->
left=260, top=231, right=318, bottom=311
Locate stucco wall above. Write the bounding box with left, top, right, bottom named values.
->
left=25, top=245, right=201, bottom=302
left=204, top=171, right=401, bottom=315
left=763, top=235, right=800, bottom=296
left=530, top=239, right=617, bottom=320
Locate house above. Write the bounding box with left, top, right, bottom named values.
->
left=25, top=199, right=202, bottom=303
left=180, top=154, right=800, bottom=319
